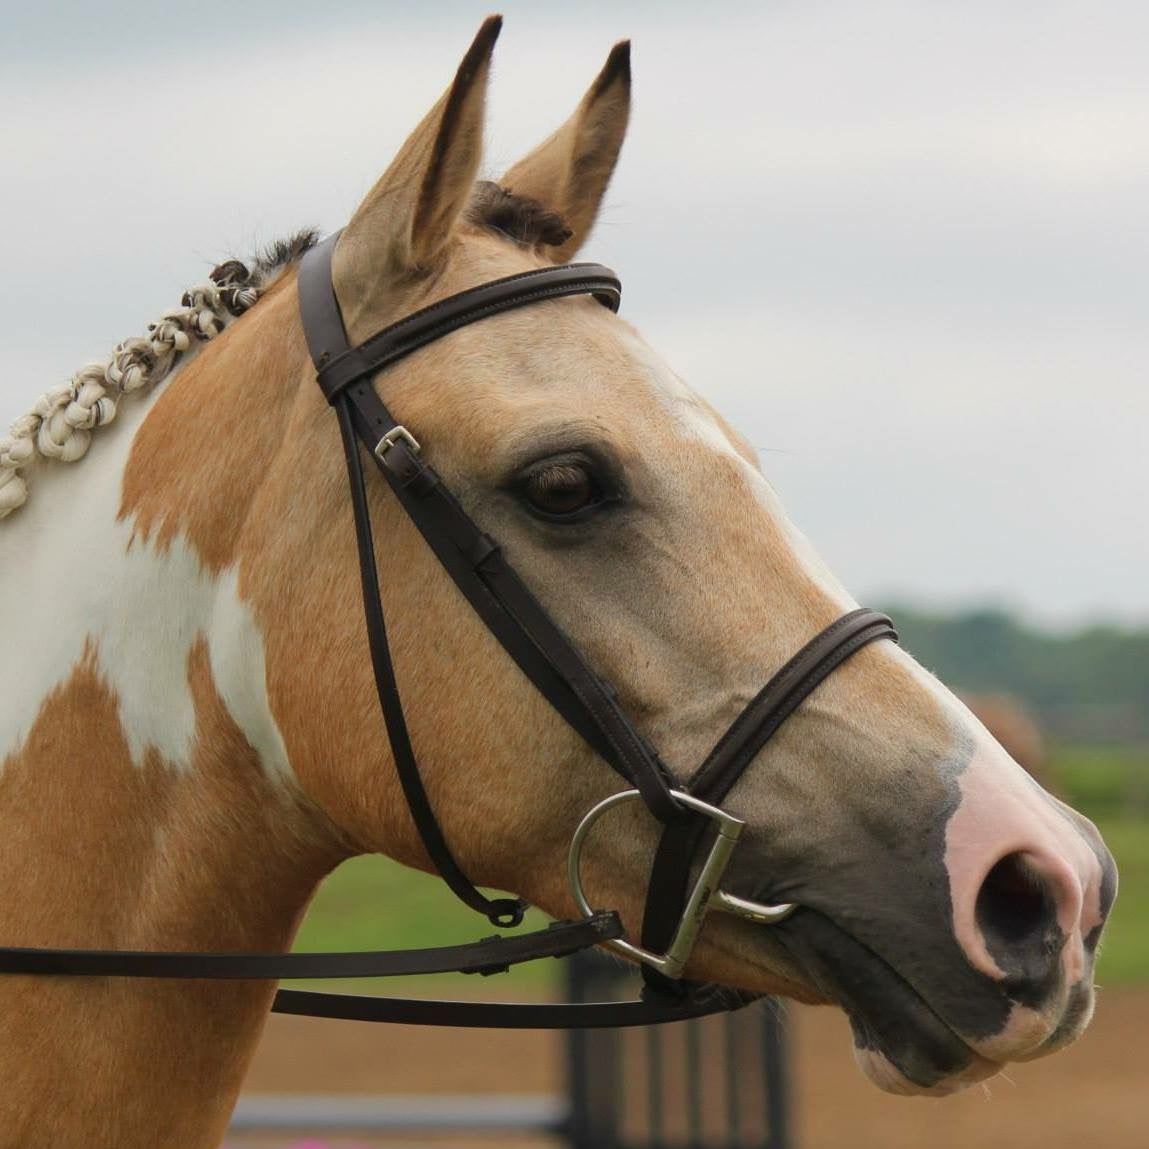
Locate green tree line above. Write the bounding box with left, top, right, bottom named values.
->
left=881, top=605, right=1149, bottom=742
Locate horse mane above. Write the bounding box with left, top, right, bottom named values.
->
left=0, top=185, right=568, bottom=523
left=0, top=230, right=319, bottom=522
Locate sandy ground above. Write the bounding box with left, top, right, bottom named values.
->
left=235, top=987, right=1149, bottom=1148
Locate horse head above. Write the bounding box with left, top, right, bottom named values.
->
left=217, top=19, right=1111, bottom=1094
left=0, top=19, right=1116, bottom=1134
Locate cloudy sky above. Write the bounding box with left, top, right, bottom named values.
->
left=2, top=2, right=1145, bottom=626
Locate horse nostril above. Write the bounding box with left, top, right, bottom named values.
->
left=976, top=852, right=1055, bottom=950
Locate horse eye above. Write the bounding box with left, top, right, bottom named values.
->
left=518, top=458, right=607, bottom=521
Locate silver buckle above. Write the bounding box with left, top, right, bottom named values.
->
left=567, top=789, right=796, bottom=979
left=374, top=425, right=421, bottom=462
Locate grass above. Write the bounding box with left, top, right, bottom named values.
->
left=1053, top=742, right=1149, bottom=819
left=291, top=856, right=556, bottom=994
left=1092, top=817, right=1149, bottom=986
left=292, top=818, right=1149, bottom=993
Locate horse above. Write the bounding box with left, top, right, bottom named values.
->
left=0, top=17, right=1116, bottom=1147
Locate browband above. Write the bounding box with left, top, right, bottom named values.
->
left=309, top=247, right=622, bottom=404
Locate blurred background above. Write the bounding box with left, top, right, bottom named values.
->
left=1, top=2, right=1145, bottom=1146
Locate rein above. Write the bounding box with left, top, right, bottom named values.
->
left=0, top=232, right=897, bottom=1029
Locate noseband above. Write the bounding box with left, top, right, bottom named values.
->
left=0, top=233, right=896, bottom=1029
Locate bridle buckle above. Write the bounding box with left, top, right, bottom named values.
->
left=374, top=424, right=421, bottom=462
left=567, top=789, right=796, bottom=980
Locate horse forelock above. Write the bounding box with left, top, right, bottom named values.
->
left=466, top=181, right=573, bottom=249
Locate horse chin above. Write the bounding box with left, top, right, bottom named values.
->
left=851, top=1043, right=1001, bottom=1097
left=782, top=919, right=1000, bottom=1093
left=705, top=911, right=1002, bottom=1096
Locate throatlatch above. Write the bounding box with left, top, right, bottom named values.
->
left=0, top=230, right=897, bottom=1029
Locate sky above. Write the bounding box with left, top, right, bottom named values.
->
left=2, top=1, right=1146, bottom=626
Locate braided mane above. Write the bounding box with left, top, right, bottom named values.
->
left=0, top=184, right=561, bottom=524
left=0, top=231, right=317, bottom=521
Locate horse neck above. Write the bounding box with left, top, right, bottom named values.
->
left=0, top=276, right=347, bottom=1148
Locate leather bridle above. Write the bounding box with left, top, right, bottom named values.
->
left=0, top=232, right=897, bottom=1029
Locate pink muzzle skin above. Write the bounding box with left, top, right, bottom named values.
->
left=944, top=730, right=1114, bottom=1061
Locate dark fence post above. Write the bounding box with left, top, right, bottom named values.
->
left=563, top=951, right=790, bottom=1149
left=565, top=951, right=624, bottom=1149
left=762, top=998, right=790, bottom=1149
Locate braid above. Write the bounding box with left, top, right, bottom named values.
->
left=0, top=260, right=264, bottom=520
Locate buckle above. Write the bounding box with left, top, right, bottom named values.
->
left=374, top=424, right=421, bottom=462
left=567, top=789, right=795, bottom=979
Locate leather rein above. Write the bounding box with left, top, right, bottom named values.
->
left=0, top=233, right=897, bottom=1029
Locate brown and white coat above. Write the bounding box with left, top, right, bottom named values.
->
left=0, top=18, right=1116, bottom=1147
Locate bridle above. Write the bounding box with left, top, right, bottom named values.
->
left=0, top=232, right=897, bottom=1029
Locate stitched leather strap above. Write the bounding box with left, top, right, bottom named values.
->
left=311, top=240, right=622, bottom=403
left=0, top=914, right=620, bottom=981
left=689, top=609, right=898, bottom=803
left=337, top=397, right=524, bottom=925
left=271, top=981, right=751, bottom=1029
left=639, top=608, right=897, bottom=1001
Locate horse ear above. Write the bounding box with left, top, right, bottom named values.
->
left=500, top=41, right=631, bottom=263
left=334, top=16, right=500, bottom=307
